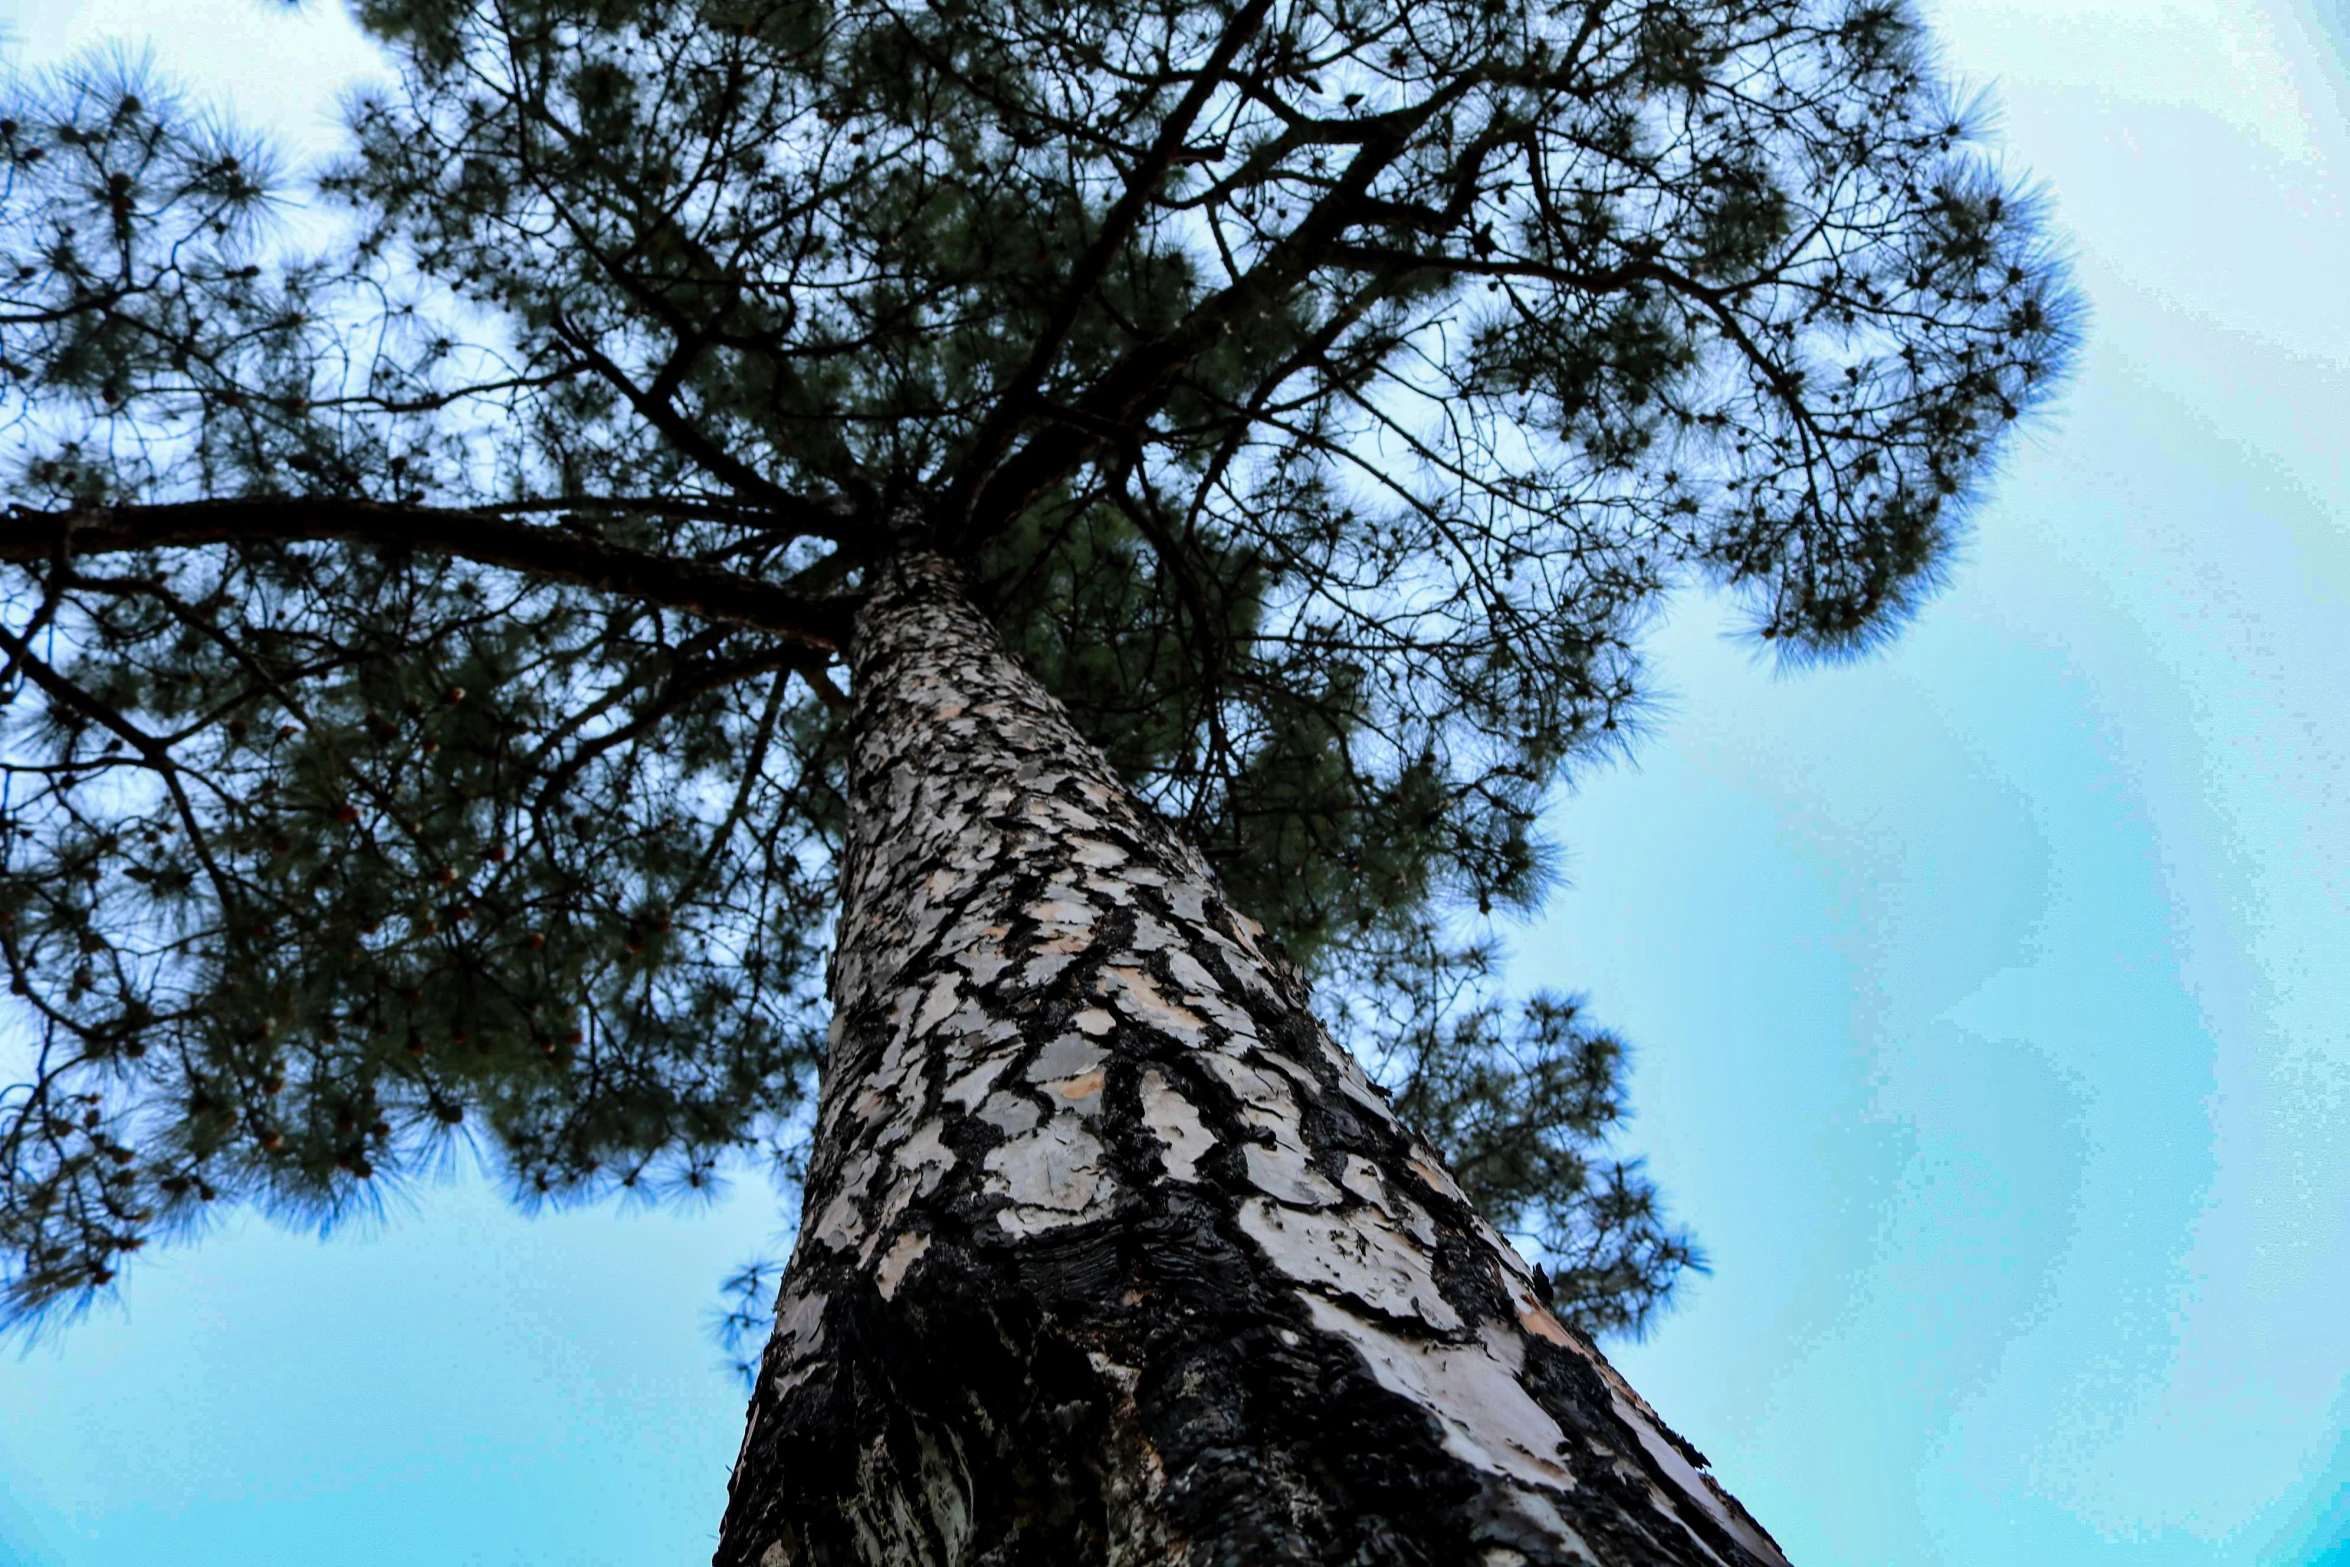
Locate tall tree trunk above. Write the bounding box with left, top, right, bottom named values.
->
left=716, top=553, right=1788, bottom=1567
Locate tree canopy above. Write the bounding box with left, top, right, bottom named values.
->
left=0, top=0, right=2072, bottom=1334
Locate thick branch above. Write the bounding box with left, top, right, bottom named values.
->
left=948, top=0, right=1277, bottom=509
left=546, top=318, right=864, bottom=543
left=954, top=97, right=1457, bottom=548
left=1327, top=241, right=1833, bottom=457
left=0, top=499, right=858, bottom=651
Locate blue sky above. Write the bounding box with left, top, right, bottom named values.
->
left=3, top=3, right=2346, bottom=1564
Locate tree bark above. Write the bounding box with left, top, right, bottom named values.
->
left=716, top=552, right=1789, bottom=1567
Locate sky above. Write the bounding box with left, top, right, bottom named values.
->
left=0, top=2, right=2345, bottom=1564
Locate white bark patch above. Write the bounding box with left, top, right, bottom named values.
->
left=930, top=999, right=995, bottom=1050
left=1072, top=1007, right=1117, bottom=1037
left=1082, top=874, right=1137, bottom=910
left=1256, top=1054, right=1326, bottom=1107
left=1339, top=1154, right=1390, bottom=1210
left=1235, top=1197, right=1463, bottom=1332
left=1224, top=1064, right=1315, bottom=1158
left=1321, top=1045, right=1405, bottom=1130
left=1468, top=1210, right=1541, bottom=1289
left=979, top=1092, right=1041, bottom=1137
left=1300, top=1295, right=1578, bottom=1498
left=1395, top=1189, right=1442, bottom=1247
left=763, top=1287, right=831, bottom=1401
left=1518, top=1300, right=1575, bottom=1348
left=1016, top=951, right=1076, bottom=989
left=1243, top=1144, right=1343, bottom=1208
left=1141, top=1069, right=1216, bottom=1182
left=943, top=1058, right=1001, bottom=1112
left=1409, top=1153, right=1466, bottom=1204
left=906, top=1112, right=957, bottom=1173
left=1098, top=964, right=1210, bottom=1048
left=1026, top=1033, right=1104, bottom=1081
left=1162, top=948, right=1221, bottom=1003
left=987, top=1114, right=1107, bottom=1232
left=1479, top=1489, right=1593, bottom=1566
left=1190, top=987, right=1261, bottom=1044
left=811, top=1150, right=880, bottom=1253
left=1026, top=891, right=1093, bottom=929
left=952, top=945, right=1014, bottom=991
left=911, top=972, right=958, bottom=1033
left=1088, top=1347, right=1141, bottom=1386
left=1200, top=1051, right=1292, bottom=1117
left=1210, top=1054, right=1343, bottom=1208
left=1125, top=913, right=1179, bottom=952
left=1046, top=1068, right=1108, bottom=1114
left=875, top=1232, right=930, bottom=1301
left=867, top=1121, right=956, bottom=1248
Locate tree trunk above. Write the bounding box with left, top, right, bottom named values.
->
left=716, top=552, right=1789, bottom=1567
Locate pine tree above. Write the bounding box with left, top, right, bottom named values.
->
left=0, top=1, right=2071, bottom=1560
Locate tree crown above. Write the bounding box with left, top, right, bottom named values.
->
left=0, top=0, right=2073, bottom=1331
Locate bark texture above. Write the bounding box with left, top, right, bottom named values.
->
left=716, top=553, right=1788, bottom=1567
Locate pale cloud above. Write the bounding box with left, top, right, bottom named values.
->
left=1926, top=0, right=2334, bottom=162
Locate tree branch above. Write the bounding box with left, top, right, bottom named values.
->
left=953, top=95, right=1460, bottom=548
left=947, top=0, right=1277, bottom=510
left=0, top=500, right=859, bottom=651
left=546, top=315, right=864, bottom=543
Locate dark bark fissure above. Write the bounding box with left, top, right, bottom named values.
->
left=717, top=552, right=1785, bottom=1567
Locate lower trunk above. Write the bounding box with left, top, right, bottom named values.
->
left=716, top=553, right=1787, bottom=1567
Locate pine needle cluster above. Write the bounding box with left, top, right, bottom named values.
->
left=0, top=0, right=2074, bottom=1333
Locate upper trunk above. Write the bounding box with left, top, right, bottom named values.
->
left=716, top=552, right=1787, bottom=1567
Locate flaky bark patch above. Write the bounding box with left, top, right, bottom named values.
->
left=717, top=553, right=1786, bottom=1567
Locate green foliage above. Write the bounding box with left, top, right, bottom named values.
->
left=1, top=0, right=2075, bottom=1331
left=1383, top=993, right=1699, bottom=1338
